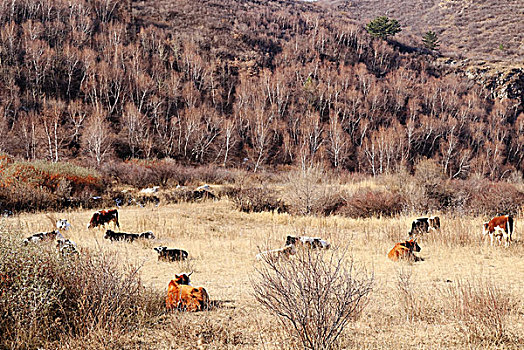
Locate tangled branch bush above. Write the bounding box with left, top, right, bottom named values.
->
left=445, top=278, right=516, bottom=344
left=252, top=248, right=373, bottom=350
left=284, top=166, right=343, bottom=216
left=0, top=232, right=164, bottom=349
left=338, top=188, right=405, bottom=218
left=231, top=187, right=286, bottom=213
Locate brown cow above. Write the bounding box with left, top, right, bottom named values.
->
left=482, top=215, right=514, bottom=247
left=87, top=209, right=120, bottom=229
left=166, top=272, right=209, bottom=312
left=387, top=239, right=423, bottom=262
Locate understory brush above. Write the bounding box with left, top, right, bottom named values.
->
left=0, top=230, right=164, bottom=349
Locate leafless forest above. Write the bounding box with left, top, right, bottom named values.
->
left=0, top=0, right=522, bottom=179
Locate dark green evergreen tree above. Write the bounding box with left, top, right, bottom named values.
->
left=422, top=30, right=440, bottom=52
left=365, top=16, right=401, bottom=40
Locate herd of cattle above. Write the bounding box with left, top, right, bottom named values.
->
left=19, top=208, right=516, bottom=312
left=387, top=214, right=515, bottom=261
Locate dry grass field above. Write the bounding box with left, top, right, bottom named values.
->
left=4, top=199, right=524, bottom=349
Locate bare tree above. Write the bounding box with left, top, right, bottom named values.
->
left=253, top=248, right=373, bottom=350
left=81, top=109, right=112, bottom=166
left=0, top=107, right=8, bottom=153
left=326, top=112, right=350, bottom=168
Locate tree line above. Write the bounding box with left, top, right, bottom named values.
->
left=0, top=0, right=521, bottom=179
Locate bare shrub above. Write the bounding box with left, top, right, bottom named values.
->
left=284, top=166, right=343, bottom=216
left=444, top=277, right=516, bottom=344
left=164, top=187, right=218, bottom=204
left=338, top=188, right=404, bottom=218
left=252, top=248, right=373, bottom=350
left=230, top=187, right=286, bottom=213
left=0, top=233, right=164, bottom=349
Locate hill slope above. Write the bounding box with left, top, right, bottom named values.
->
left=319, top=0, right=524, bottom=62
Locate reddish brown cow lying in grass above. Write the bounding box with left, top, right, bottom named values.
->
left=166, top=272, right=209, bottom=312
left=387, top=239, right=423, bottom=262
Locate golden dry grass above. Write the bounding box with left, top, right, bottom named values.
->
left=4, top=200, right=524, bottom=349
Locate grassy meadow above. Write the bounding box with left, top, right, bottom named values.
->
left=3, top=196, right=524, bottom=349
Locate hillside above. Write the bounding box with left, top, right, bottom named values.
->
left=319, top=0, right=524, bottom=62
left=0, top=0, right=522, bottom=179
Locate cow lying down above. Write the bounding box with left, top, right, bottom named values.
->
left=388, top=239, right=423, bottom=262
left=56, top=235, right=78, bottom=256
left=24, top=219, right=72, bottom=245
left=256, top=245, right=296, bottom=261
left=154, top=246, right=188, bottom=261
left=104, top=230, right=155, bottom=242
left=285, top=235, right=330, bottom=249
left=23, top=230, right=59, bottom=245
left=166, top=272, right=209, bottom=311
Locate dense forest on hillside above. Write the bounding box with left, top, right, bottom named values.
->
left=0, top=0, right=522, bottom=179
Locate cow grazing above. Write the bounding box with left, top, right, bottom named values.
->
left=154, top=246, right=188, bottom=261
left=256, top=245, right=296, bottom=261
left=387, top=239, right=423, bottom=262
left=285, top=235, right=330, bottom=249
left=23, top=230, right=59, bottom=245
left=88, top=209, right=120, bottom=229
left=482, top=215, right=514, bottom=247
left=409, top=216, right=440, bottom=236
left=166, top=272, right=209, bottom=311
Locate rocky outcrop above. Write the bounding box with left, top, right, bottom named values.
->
left=438, top=58, right=524, bottom=108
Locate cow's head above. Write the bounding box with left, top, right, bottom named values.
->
left=482, top=221, right=490, bottom=235
left=87, top=212, right=100, bottom=229
left=285, top=235, right=298, bottom=246
left=104, top=230, right=115, bottom=239
left=403, top=239, right=421, bottom=252
left=56, top=219, right=71, bottom=230
left=141, top=231, right=155, bottom=239
left=153, top=246, right=167, bottom=253
left=174, top=272, right=192, bottom=285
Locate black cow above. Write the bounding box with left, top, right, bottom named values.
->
left=104, top=230, right=156, bottom=242
left=154, top=246, right=188, bottom=262
left=409, top=216, right=440, bottom=236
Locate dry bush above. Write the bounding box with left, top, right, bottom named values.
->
left=337, top=188, right=404, bottom=218
left=444, top=277, right=517, bottom=345
left=462, top=179, right=524, bottom=216
left=230, top=187, right=286, bottom=213
left=0, top=160, right=104, bottom=213
left=164, top=187, right=217, bottom=204
left=283, top=166, right=344, bottom=216
left=252, top=248, right=374, bottom=350
left=383, top=163, right=524, bottom=215
left=0, top=233, right=164, bottom=349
